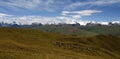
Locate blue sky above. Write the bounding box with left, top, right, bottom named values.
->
left=0, top=0, right=120, bottom=25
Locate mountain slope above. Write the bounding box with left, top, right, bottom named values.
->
left=37, top=25, right=98, bottom=37
left=80, top=26, right=120, bottom=37
left=30, top=25, right=120, bottom=37
left=0, top=27, right=120, bottom=59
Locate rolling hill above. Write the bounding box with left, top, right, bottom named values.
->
left=35, top=25, right=120, bottom=37
left=80, top=26, right=120, bottom=37
left=0, top=27, right=120, bottom=59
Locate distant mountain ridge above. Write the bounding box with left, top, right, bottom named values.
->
left=0, top=21, right=120, bottom=37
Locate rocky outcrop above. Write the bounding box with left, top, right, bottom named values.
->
left=55, top=41, right=99, bottom=55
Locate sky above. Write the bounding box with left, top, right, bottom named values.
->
left=0, top=0, right=120, bottom=25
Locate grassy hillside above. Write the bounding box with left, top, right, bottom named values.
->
left=80, top=26, right=120, bottom=37
left=16, top=24, right=120, bottom=37
left=37, top=25, right=98, bottom=37
left=30, top=25, right=120, bottom=37
left=0, top=27, right=120, bottom=59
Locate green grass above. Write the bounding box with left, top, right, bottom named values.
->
left=0, top=27, right=120, bottom=59
left=80, top=26, right=120, bottom=37
left=32, top=25, right=120, bottom=37
left=38, top=25, right=98, bottom=37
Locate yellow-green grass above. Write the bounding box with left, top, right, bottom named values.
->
left=0, top=27, right=120, bottom=59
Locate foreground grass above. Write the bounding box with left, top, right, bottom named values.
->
left=0, top=27, right=120, bottom=59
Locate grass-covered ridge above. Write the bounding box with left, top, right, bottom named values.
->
left=0, top=27, right=120, bottom=59
left=33, top=25, right=120, bottom=37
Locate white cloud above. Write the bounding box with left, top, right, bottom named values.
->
left=62, top=10, right=102, bottom=21
left=65, top=0, right=120, bottom=10
left=0, top=0, right=56, bottom=11
left=62, top=10, right=102, bottom=16
left=112, top=21, right=120, bottom=23
left=60, top=10, right=102, bottom=25
left=62, top=11, right=70, bottom=14
left=72, top=15, right=82, bottom=19
left=0, top=0, right=120, bottom=12
left=0, top=13, right=12, bottom=18
left=0, top=0, right=41, bottom=10
left=78, top=21, right=93, bottom=25
left=0, top=13, right=76, bottom=25
left=97, top=22, right=109, bottom=25
left=61, top=10, right=104, bottom=25
left=0, top=0, right=67, bottom=12
left=0, top=13, right=119, bottom=25
left=57, top=16, right=76, bottom=24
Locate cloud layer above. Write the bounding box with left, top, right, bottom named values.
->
left=65, top=0, right=120, bottom=10
left=0, top=0, right=120, bottom=11
left=62, top=10, right=102, bottom=19
left=0, top=10, right=106, bottom=25
left=0, top=15, right=73, bottom=25
left=0, top=13, right=12, bottom=18
left=0, top=0, right=120, bottom=25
